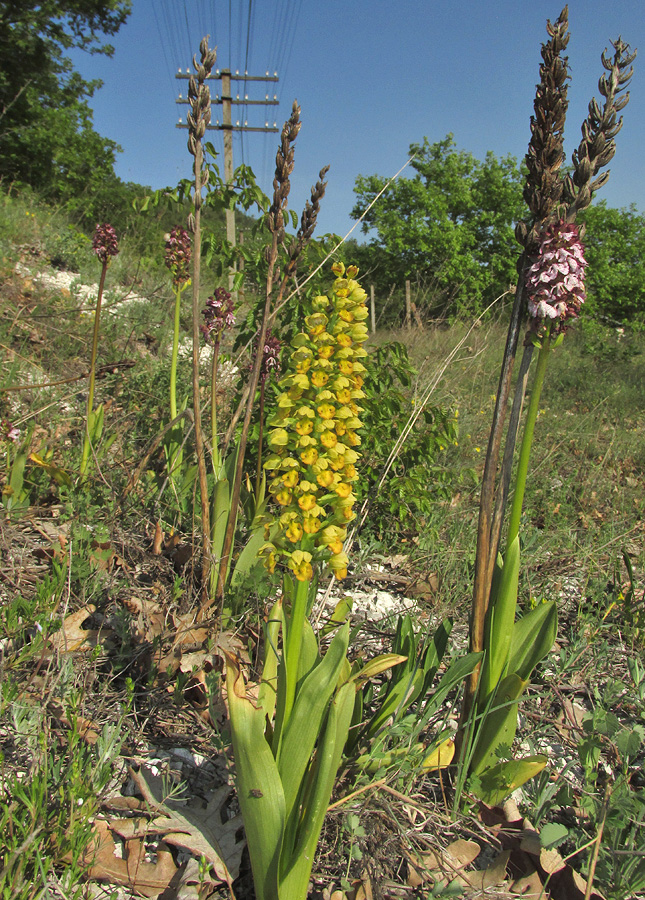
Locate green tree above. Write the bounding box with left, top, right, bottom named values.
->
left=580, top=201, right=645, bottom=328
left=0, top=0, right=131, bottom=213
left=351, top=135, right=526, bottom=318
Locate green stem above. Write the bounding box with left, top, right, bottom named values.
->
left=210, top=338, right=221, bottom=476
left=80, top=259, right=107, bottom=476
left=506, top=329, right=553, bottom=548
left=170, top=285, right=181, bottom=421
left=255, top=380, right=266, bottom=499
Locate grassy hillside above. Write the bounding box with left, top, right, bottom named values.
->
left=1, top=189, right=645, bottom=900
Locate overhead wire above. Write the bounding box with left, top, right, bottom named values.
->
left=152, top=1, right=303, bottom=200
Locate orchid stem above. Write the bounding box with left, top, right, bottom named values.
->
left=80, top=259, right=107, bottom=477
left=506, top=329, right=552, bottom=549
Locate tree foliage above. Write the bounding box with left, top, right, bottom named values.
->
left=351, top=135, right=526, bottom=317
left=0, top=0, right=131, bottom=217
left=580, top=201, right=645, bottom=328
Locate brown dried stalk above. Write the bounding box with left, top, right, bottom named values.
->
left=211, top=102, right=303, bottom=608
left=188, top=36, right=217, bottom=597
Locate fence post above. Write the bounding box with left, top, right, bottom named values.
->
left=370, top=284, right=376, bottom=334
left=405, top=279, right=411, bottom=328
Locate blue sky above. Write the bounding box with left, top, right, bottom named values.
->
left=71, top=0, right=644, bottom=239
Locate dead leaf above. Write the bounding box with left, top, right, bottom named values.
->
left=444, top=839, right=480, bottom=870
left=466, top=848, right=510, bottom=890
left=48, top=605, right=105, bottom=653
left=407, top=838, right=481, bottom=889
left=509, top=869, right=545, bottom=896
left=124, top=767, right=244, bottom=888
left=84, top=819, right=178, bottom=899
left=90, top=539, right=115, bottom=571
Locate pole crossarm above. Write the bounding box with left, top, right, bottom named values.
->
left=177, top=98, right=280, bottom=106
left=175, top=123, right=279, bottom=133
left=175, top=71, right=279, bottom=82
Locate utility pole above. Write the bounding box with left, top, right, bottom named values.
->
left=176, top=68, right=279, bottom=290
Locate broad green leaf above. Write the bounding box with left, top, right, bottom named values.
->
left=278, top=623, right=350, bottom=820
left=29, top=453, right=72, bottom=487
left=5, top=446, right=28, bottom=509
left=88, top=403, right=104, bottom=444
left=321, top=595, right=353, bottom=637
left=420, top=617, right=453, bottom=689
left=279, top=682, right=355, bottom=900
left=540, top=822, right=569, bottom=849
left=470, top=673, right=526, bottom=776
left=296, top=619, right=319, bottom=684
left=471, top=755, right=547, bottom=807
left=230, top=525, right=266, bottom=585
left=479, top=535, right=520, bottom=703
left=258, top=599, right=283, bottom=724
left=416, top=652, right=483, bottom=730
left=210, top=477, right=231, bottom=563
left=349, top=653, right=408, bottom=689
left=507, top=601, right=557, bottom=682
left=225, top=653, right=285, bottom=900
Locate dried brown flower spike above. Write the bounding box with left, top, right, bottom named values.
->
left=516, top=6, right=570, bottom=249
left=268, top=100, right=302, bottom=241
left=565, top=37, right=636, bottom=216
left=284, top=165, right=330, bottom=278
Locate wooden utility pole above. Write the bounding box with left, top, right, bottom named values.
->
left=176, top=67, right=279, bottom=290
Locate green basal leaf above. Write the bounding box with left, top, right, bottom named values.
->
left=277, top=623, right=349, bottom=821
left=349, top=653, right=408, bottom=689
left=229, top=526, right=266, bottom=586
left=470, top=755, right=548, bottom=807
left=225, top=652, right=285, bottom=900
left=507, top=601, right=557, bottom=682
left=210, top=476, right=231, bottom=563
left=470, top=673, right=526, bottom=776
left=279, top=682, right=355, bottom=900
left=479, top=535, right=520, bottom=704
left=321, top=595, right=353, bottom=637
left=258, top=598, right=283, bottom=724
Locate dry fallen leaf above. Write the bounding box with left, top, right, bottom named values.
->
left=48, top=605, right=105, bottom=653
left=121, top=767, right=244, bottom=889
left=84, top=819, right=178, bottom=899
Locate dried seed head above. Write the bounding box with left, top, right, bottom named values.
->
left=187, top=36, right=217, bottom=156
left=92, top=223, right=119, bottom=264
left=285, top=166, right=330, bottom=277
left=519, top=7, right=570, bottom=248
left=268, top=101, right=302, bottom=239
left=565, top=37, right=636, bottom=216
